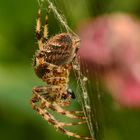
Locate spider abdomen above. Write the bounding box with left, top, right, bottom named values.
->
left=44, top=33, right=77, bottom=65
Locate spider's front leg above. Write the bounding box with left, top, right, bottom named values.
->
left=32, top=102, right=92, bottom=140
left=31, top=86, right=86, bottom=119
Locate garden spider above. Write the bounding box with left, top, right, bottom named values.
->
left=31, top=8, right=92, bottom=140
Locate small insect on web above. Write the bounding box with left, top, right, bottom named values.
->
left=31, top=0, right=92, bottom=139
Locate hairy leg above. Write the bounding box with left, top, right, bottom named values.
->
left=36, top=9, right=43, bottom=50
left=31, top=98, right=92, bottom=140
left=43, top=9, right=49, bottom=40
left=32, top=86, right=86, bottom=119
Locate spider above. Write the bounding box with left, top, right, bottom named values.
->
left=31, top=8, right=92, bottom=140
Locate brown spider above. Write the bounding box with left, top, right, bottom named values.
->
left=31, top=8, right=92, bottom=140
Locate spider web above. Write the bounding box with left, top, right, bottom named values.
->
left=37, top=0, right=102, bottom=140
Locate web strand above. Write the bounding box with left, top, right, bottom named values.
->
left=72, top=57, right=95, bottom=140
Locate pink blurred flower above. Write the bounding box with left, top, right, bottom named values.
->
left=78, top=13, right=140, bottom=108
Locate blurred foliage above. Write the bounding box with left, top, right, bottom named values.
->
left=0, top=0, right=140, bottom=140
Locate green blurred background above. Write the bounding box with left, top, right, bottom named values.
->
left=0, top=0, right=140, bottom=140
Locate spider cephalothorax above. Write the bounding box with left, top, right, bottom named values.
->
left=31, top=8, right=92, bottom=140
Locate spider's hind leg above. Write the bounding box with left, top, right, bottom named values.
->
left=43, top=9, right=49, bottom=40
left=36, top=9, right=43, bottom=50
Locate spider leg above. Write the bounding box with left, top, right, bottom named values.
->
left=43, top=9, right=48, bottom=40
left=59, top=121, right=87, bottom=126
left=32, top=86, right=86, bottom=119
left=31, top=100, right=92, bottom=140
left=36, top=9, right=43, bottom=50
left=48, top=102, right=86, bottom=119
left=31, top=94, right=86, bottom=126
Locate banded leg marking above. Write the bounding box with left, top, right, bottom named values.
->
left=32, top=88, right=86, bottom=119
left=43, top=9, right=49, bottom=40
left=31, top=100, right=92, bottom=140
